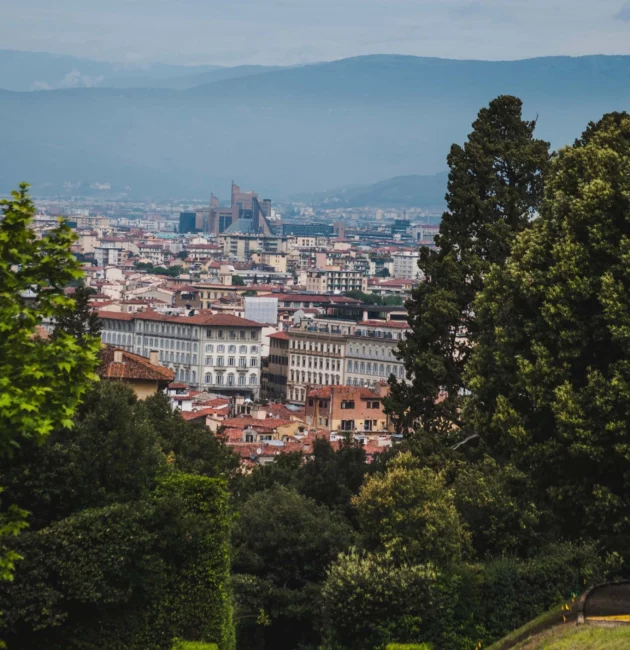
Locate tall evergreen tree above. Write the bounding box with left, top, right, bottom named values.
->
left=466, top=112, right=630, bottom=544
left=53, top=283, right=101, bottom=344
left=386, top=96, right=550, bottom=436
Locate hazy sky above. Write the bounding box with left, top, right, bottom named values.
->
left=3, top=0, right=630, bottom=66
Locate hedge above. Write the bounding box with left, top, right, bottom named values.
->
left=173, top=643, right=219, bottom=650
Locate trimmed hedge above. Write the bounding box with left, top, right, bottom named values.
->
left=173, top=643, right=219, bottom=650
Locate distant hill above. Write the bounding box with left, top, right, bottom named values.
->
left=2, top=53, right=630, bottom=198
left=294, top=173, right=448, bottom=208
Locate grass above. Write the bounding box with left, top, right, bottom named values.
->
left=489, top=602, right=579, bottom=650
left=506, top=625, right=630, bottom=649
left=172, top=643, right=219, bottom=650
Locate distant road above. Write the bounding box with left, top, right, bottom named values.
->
left=584, top=582, right=630, bottom=622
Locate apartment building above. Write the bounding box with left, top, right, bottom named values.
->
left=304, top=385, right=390, bottom=434
left=345, top=321, right=408, bottom=387
left=138, top=243, right=165, bottom=265
left=305, top=269, right=367, bottom=293
left=391, top=250, right=422, bottom=279
left=98, top=311, right=264, bottom=397
left=263, top=331, right=290, bottom=400
left=286, top=319, right=352, bottom=403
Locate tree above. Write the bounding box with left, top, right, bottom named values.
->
left=353, top=452, right=470, bottom=566
left=321, top=550, right=436, bottom=650
left=386, top=97, right=550, bottom=436
left=0, top=183, right=100, bottom=582
left=232, top=485, right=353, bottom=650
left=232, top=275, right=245, bottom=287
left=466, top=112, right=630, bottom=545
left=53, top=283, right=101, bottom=344
left=376, top=267, right=390, bottom=278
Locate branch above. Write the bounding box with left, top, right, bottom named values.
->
left=451, top=433, right=480, bottom=451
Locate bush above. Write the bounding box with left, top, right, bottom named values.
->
left=387, top=645, right=432, bottom=650
left=173, top=643, right=219, bottom=650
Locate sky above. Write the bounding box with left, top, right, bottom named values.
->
left=2, top=0, right=630, bottom=66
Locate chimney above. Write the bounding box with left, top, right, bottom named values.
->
left=149, top=350, right=159, bottom=366
left=114, top=349, right=123, bottom=364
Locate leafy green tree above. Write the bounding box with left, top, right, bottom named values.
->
left=232, top=275, right=245, bottom=286
left=386, top=97, right=550, bottom=435
left=0, top=183, right=99, bottom=582
left=321, top=550, right=436, bottom=650
left=232, top=485, right=354, bottom=650
left=53, top=283, right=101, bottom=344
left=466, top=111, right=630, bottom=545
left=353, top=452, right=470, bottom=565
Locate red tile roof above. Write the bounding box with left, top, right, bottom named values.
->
left=269, top=331, right=290, bottom=341
left=99, top=347, right=175, bottom=382
left=98, top=309, right=263, bottom=328
left=308, top=385, right=381, bottom=400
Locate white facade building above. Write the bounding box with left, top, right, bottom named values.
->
left=392, top=251, right=422, bottom=280
left=99, top=311, right=264, bottom=397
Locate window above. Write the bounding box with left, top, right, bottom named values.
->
left=341, top=400, right=355, bottom=409
left=205, top=373, right=212, bottom=384
left=238, top=375, right=245, bottom=386
left=228, top=357, right=235, bottom=366
left=218, top=330, right=224, bottom=339
left=205, top=356, right=213, bottom=366
left=340, top=420, right=355, bottom=431
left=369, top=401, right=380, bottom=409
left=239, top=345, right=247, bottom=354
left=364, top=420, right=375, bottom=431
left=250, top=358, right=258, bottom=367
left=240, top=330, right=246, bottom=340
left=216, top=374, right=224, bottom=385
left=227, top=374, right=235, bottom=386
left=239, top=357, right=247, bottom=368
left=249, top=375, right=257, bottom=385
left=308, top=399, right=314, bottom=407
left=250, top=345, right=258, bottom=354
left=217, top=357, right=225, bottom=367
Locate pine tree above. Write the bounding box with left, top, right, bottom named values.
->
left=53, top=283, right=101, bottom=345
left=386, top=96, right=550, bottom=436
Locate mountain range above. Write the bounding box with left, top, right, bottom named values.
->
left=2, top=52, right=630, bottom=200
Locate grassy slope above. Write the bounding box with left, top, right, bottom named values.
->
left=506, top=625, right=630, bottom=649
left=488, top=601, right=630, bottom=650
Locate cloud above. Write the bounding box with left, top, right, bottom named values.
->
left=31, top=69, right=104, bottom=91
left=614, top=3, right=630, bottom=20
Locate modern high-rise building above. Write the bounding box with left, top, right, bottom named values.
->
left=206, top=182, right=273, bottom=235
left=179, top=212, right=197, bottom=234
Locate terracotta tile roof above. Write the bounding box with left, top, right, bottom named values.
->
left=308, top=385, right=381, bottom=400
left=181, top=408, right=220, bottom=421
left=269, top=331, right=290, bottom=341
left=168, top=382, right=189, bottom=389
left=99, top=347, right=175, bottom=382
left=97, top=309, right=263, bottom=328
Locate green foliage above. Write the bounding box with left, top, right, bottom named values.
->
left=354, top=452, right=470, bottom=565
left=134, top=262, right=181, bottom=277
left=0, top=182, right=100, bottom=589
left=344, top=290, right=403, bottom=306
left=0, top=382, right=235, bottom=650
left=386, top=96, right=550, bottom=435
left=232, top=485, right=354, bottom=650
left=321, top=542, right=614, bottom=650
left=173, top=643, right=219, bottom=650
left=466, top=111, right=630, bottom=544
left=232, top=275, right=246, bottom=286
left=53, top=283, right=101, bottom=344
left=321, top=550, right=437, bottom=650
left=386, top=645, right=432, bottom=650
left=0, top=182, right=100, bottom=451
left=453, top=456, right=543, bottom=557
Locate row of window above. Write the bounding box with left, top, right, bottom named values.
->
left=204, top=344, right=258, bottom=354
left=142, top=337, right=198, bottom=352
left=291, top=356, right=341, bottom=371
left=203, top=373, right=258, bottom=386
left=347, top=360, right=404, bottom=378
left=269, top=354, right=288, bottom=366
left=348, top=345, right=398, bottom=358
left=290, top=371, right=341, bottom=385
left=340, top=400, right=380, bottom=410
left=290, top=340, right=342, bottom=354
left=204, top=356, right=258, bottom=367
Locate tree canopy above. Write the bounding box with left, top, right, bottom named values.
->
left=386, top=96, right=550, bottom=436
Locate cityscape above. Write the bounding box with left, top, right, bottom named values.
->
left=4, top=2, right=630, bottom=650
